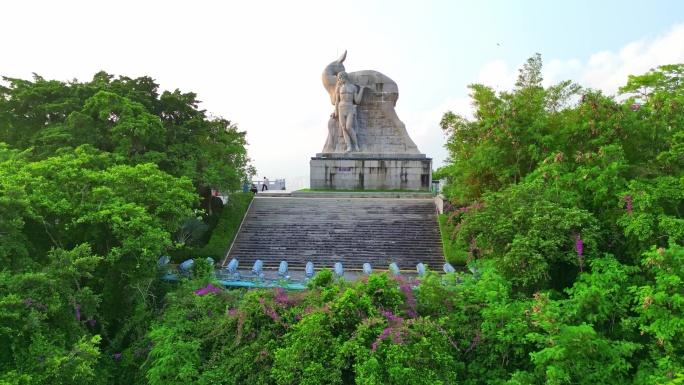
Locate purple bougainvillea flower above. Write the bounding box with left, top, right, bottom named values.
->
left=622, top=194, right=632, bottom=214
left=379, top=327, right=395, bottom=340
left=194, top=284, right=222, bottom=296
left=383, top=311, right=402, bottom=322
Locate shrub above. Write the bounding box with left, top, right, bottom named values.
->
left=168, top=192, right=252, bottom=262
left=438, top=214, right=468, bottom=266
left=200, top=192, right=253, bottom=258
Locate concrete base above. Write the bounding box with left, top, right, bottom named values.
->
left=310, top=156, right=432, bottom=190
left=316, top=152, right=426, bottom=159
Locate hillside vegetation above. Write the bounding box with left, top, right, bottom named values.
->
left=1, top=57, right=683, bottom=383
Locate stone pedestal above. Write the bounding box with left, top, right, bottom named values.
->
left=310, top=156, right=432, bottom=190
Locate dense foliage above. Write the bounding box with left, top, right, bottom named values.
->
left=169, top=192, right=253, bottom=262
left=0, top=72, right=255, bottom=211
left=436, top=55, right=684, bottom=382
left=0, top=72, right=254, bottom=383
left=137, top=250, right=683, bottom=384
left=2, top=58, right=683, bottom=383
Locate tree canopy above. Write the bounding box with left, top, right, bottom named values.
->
left=3, top=60, right=684, bottom=383
left=0, top=72, right=255, bottom=209
left=0, top=72, right=254, bottom=383
left=435, top=56, right=684, bottom=382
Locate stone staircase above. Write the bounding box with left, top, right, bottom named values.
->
left=223, top=196, right=444, bottom=272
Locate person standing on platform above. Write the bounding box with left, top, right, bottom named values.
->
left=262, top=177, right=269, bottom=191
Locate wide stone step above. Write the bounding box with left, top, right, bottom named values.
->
left=223, top=196, right=445, bottom=272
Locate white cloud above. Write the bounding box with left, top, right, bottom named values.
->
left=579, top=24, right=684, bottom=94
left=473, top=60, right=519, bottom=91
left=407, top=96, right=471, bottom=170
left=543, top=59, right=583, bottom=87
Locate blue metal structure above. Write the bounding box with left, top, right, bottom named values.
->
left=334, top=262, right=344, bottom=278
left=163, top=258, right=469, bottom=290
left=158, top=255, right=170, bottom=268
left=179, top=259, right=194, bottom=277
left=278, top=261, right=289, bottom=277
left=305, top=262, right=315, bottom=279
left=226, top=258, right=239, bottom=274
left=252, top=260, right=263, bottom=276
left=416, top=263, right=426, bottom=276
left=362, top=263, right=372, bottom=275
left=389, top=262, right=401, bottom=276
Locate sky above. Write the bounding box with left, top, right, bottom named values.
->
left=3, top=0, right=684, bottom=189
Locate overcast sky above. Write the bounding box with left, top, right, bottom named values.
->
left=3, top=0, right=684, bottom=189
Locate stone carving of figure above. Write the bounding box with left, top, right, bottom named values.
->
left=331, top=71, right=364, bottom=152
left=320, top=50, right=421, bottom=155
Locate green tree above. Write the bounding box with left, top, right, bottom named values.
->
left=0, top=245, right=104, bottom=384
left=447, top=180, right=599, bottom=292
left=0, top=144, right=31, bottom=269
left=0, top=72, right=255, bottom=203
left=629, top=244, right=684, bottom=383
left=439, top=54, right=581, bottom=200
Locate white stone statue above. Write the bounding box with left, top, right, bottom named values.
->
left=321, top=50, right=421, bottom=156
left=331, top=71, right=364, bottom=152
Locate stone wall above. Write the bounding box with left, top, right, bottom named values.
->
left=310, top=157, right=432, bottom=190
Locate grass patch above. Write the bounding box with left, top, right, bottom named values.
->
left=169, top=192, right=253, bottom=263
left=202, top=192, right=253, bottom=258
left=438, top=213, right=468, bottom=266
